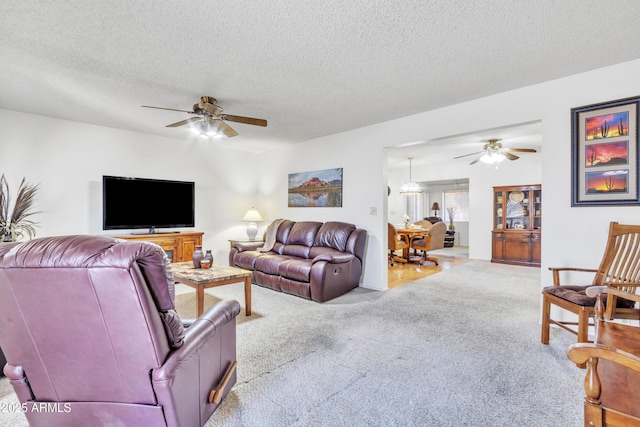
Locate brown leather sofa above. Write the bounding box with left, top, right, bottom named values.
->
left=229, top=220, right=367, bottom=302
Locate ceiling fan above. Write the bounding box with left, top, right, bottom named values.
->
left=453, top=139, right=537, bottom=165
left=142, top=96, right=267, bottom=138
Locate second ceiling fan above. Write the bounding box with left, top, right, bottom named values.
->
left=454, top=139, right=537, bottom=165
left=142, top=96, right=267, bottom=138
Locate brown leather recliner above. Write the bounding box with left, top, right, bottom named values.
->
left=0, top=235, right=240, bottom=427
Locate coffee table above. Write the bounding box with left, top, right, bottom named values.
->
left=170, top=262, right=252, bottom=317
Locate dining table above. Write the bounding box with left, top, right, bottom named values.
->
left=395, top=227, right=429, bottom=262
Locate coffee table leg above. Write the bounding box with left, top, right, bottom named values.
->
left=197, top=285, right=204, bottom=317
left=244, top=276, right=252, bottom=316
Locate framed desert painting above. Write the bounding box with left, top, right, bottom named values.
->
left=288, top=168, right=343, bottom=207
left=571, top=96, right=640, bottom=206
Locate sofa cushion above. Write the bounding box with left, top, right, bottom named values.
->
left=254, top=254, right=291, bottom=275
left=279, top=258, right=313, bottom=282
left=543, top=285, right=636, bottom=308
left=282, top=244, right=312, bottom=259
left=309, top=246, right=347, bottom=260
left=313, top=221, right=356, bottom=252
left=234, top=250, right=264, bottom=270
left=276, top=220, right=296, bottom=244
left=280, top=277, right=311, bottom=299
left=286, top=221, right=323, bottom=246
left=253, top=270, right=281, bottom=291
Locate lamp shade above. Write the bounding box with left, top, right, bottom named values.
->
left=399, top=181, right=422, bottom=194
left=431, top=202, right=440, bottom=212
left=242, top=207, right=263, bottom=240
left=242, top=208, right=264, bottom=222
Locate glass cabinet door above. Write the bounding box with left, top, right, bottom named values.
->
left=505, top=190, right=528, bottom=230
left=533, top=189, right=541, bottom=230
left=494, top=190, right=504, bottom=229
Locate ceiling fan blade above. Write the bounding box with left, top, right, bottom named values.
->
left=469, top=157, right=482, bottom=165
left=142, top=105, right=195, bottom=114
left=202, top=102, right=223, bottom=116
left=454, top=151, right=483, bottom=159
left=217, top=120, right=239, bottom=137
left=504, top=151, right=520, bottom=161
left=166, top=117, right=202, bottom=128
left=223, top=114, right=268, bottom=127
left=506, top=148, right=537, bottom=153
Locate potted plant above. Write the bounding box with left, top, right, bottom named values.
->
left=0, top=175, right=40, bottom=242
left=447, top=206, right=456, bottom=230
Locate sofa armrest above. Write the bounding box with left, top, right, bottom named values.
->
left=152, top=299, right=240, bottom=426
left=152, top=299, right=240, bottom=382
left=312, top=253, right=354, bottom=264
left=233, top=241, right=265, bottom=252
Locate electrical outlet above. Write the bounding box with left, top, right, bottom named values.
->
left=369, top=207, right=377, bottom=215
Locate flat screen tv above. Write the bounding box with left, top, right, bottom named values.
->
left=103, top=175, right=195, bottom=233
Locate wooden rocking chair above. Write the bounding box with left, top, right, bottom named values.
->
left=568, top=286, right=640, bottom=426
left=541, top=222, right=640, bottom=349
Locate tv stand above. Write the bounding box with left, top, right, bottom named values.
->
left=131, top=228, right=179, bottom=235
left=115, top=231, right=203, bottom=263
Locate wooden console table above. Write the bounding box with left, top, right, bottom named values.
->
left=115, top=231, right=203, bottom=263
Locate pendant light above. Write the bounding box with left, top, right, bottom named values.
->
left=399, top=157, right=422, bottom=194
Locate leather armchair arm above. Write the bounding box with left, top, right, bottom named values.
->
left=312, top=253, right=354, bottom=264
left=548, top=267, right=598, bottom=286
left=152, top=300, right=240, bottom=382
left=233, top=241, right=264, bottom=252
left=153, top=300, right=240, bottom=426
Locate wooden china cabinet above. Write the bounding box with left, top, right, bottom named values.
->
left=491, top=185, right=541, bottom=267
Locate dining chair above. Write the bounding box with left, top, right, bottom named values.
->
left=409, top=221, right=447, bottom=266
left=388, top=223, right=409, bottom=266
left=541, top=222, right=640, bottom=352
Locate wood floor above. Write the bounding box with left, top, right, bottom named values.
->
left=388, top=247, right=469, bottom=288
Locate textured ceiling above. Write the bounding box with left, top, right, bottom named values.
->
left=2, top=1, right=640, bottom=157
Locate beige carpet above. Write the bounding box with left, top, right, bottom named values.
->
left=174, top=291, right=262, bottom=323
left=1, top=262, right=584, bottom=426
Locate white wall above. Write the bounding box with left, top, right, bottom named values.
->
left=253, top=130, right=389, bottom=290
left=0, top=109, right=262, bottom=265
left=259, top=59, right=640, bottom=294
left=3, top=58, right=640, bottom=298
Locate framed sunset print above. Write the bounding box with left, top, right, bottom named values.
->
left=571, top=96, right=640, bottom=206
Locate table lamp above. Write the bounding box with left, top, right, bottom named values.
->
left=242, top=207, right=264, bottom=240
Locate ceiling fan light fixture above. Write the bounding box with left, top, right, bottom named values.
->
left=190, top=124, right=202, bottom=135
left=189, top=117, right=224, bottom=138
left=143, top=96, right=267, bottom=138
left=205, top=125, right=219, bottom=137
left=480, top=151, right=506, bottom=164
